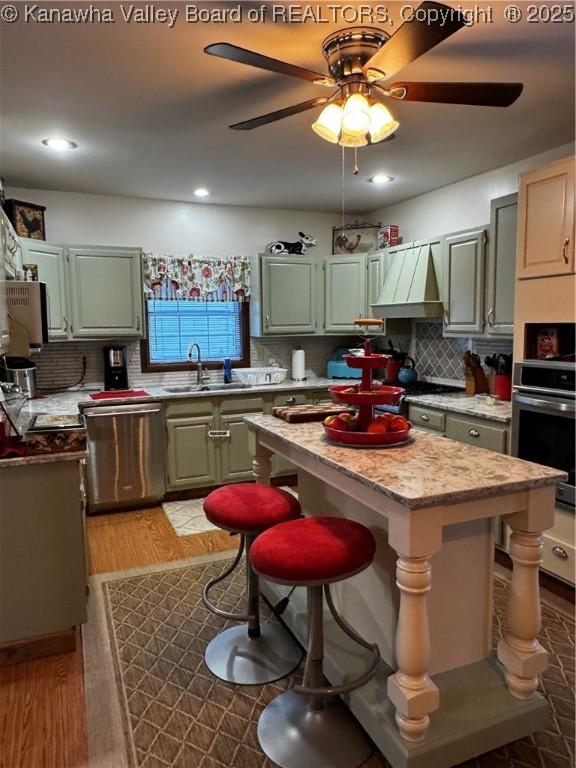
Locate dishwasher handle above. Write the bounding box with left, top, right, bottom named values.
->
left=83, top=405, right=162, bottom=418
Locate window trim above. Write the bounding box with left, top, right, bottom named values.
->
left=140, top=300, right=251, bottom=373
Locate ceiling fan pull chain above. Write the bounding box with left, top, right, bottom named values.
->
left=353, top=148, right=359, bottom=176
left=341, top=143, right=346, bottom=228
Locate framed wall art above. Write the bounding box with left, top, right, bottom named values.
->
left=332, top=220, right=380, bottom=255
left=3, top=199, right=46, bottom=240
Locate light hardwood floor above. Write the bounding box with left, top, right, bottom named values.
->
left=0, top=506, right=236, bottom=768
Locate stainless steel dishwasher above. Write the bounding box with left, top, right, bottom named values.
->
left=83, top=402, right=165, bottom=513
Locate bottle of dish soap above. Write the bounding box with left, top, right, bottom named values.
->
left=223, top=358, right=232, bottom=385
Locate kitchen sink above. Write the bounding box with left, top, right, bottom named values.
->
left=164, top=386, right=198, bottom=394
left=163, top=383, right=249, bottom=394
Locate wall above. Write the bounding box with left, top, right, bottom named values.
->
left=369, top=143, right=574, bottom=242
left=6, top=187, right=342, bottom=257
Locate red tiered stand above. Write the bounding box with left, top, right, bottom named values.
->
left=325, top=323, right=411, bottom=447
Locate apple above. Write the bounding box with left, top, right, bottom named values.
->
left=389, top=415, right=410, bottom=433
left=325, top=416, right=349, bottom=431
left=367, top=416, right=390, bottom=434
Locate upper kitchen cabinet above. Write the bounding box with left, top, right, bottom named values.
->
left=517, top=156, right=575, bottom=279
left=252, top=254, right=319, bottom=335
left=324, top=254, right=366, bottom=333
left=485, top=194, right=518, bottom=336
left=67, top=247, right=143, bottom=337
left=0, top=209, right=22, bottom=278
left=21, top=239, right=69, bottom=340
left=443, top=228, right=487, bottom=335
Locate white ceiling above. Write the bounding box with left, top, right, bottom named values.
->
left=1, top=2, right=574, bottom=213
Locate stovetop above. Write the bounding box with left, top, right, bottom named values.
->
left=375, top=382, right=463, bottom=414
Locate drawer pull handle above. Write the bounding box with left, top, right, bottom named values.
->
left=420, top=414, right=430, bottom=422
left=265, top=314, right=270, bottom=329
left=285, top=396, right=296, bottom=405
left=562, top=238, right=570, bottom=264
left=208, top=430, right=231, bottom=440
left=552, top=546, right=568, bottom=560
left=468, top=429, right=480, bottom=438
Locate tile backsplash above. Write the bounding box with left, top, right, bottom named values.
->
left=32, top=335, right=356, bottom=391
left=31, top=322, right=512, bottom=391
left=414, top=321, right=513, bottom=382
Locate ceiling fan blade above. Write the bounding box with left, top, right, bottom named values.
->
left=389, top=81, right=524, bottom=106
left=230, top=98, right=329, bottom=130
left=363, top=1, right=466, bottom=81
left=205, top=43, right=334, bottom=86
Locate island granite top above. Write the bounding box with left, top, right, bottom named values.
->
left=244, top=415, right=565, bottom=510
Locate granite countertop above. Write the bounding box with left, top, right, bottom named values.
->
left=0, top=450, right=88, bottom=469
left=244, top=415, right=565, bottom=510
left=405, top=393, right=512, bottom=423
left=12, top=378, right=353, bottom=426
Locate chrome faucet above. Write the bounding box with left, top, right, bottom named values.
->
left=188, top=342, right=206, bottom=386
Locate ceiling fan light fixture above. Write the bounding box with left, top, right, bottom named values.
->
left=312, top=103, right=343, bottom=144
left=339, top=129, right=368, bottom=148
left=342, top=93, right=371, bottom=136
left=369, top=103, right=400, bottom=143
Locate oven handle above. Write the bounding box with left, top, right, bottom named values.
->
left=513, top=393, right=576, bottom=415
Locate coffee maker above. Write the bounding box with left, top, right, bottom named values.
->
left=104, top=346, right=129, bottom=391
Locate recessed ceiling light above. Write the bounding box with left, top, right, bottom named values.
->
left=369, top=174, right=394, bottom=184
left=194, top=188, right=210, bottom=198
left=42, top=138, right=77, bottom=151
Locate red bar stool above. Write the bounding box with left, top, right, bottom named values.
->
left=202, top=483, right=303, bottom=685
left=250, top=516, right=380, bottom=768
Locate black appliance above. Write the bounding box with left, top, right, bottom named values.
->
left=104, top=346, right=129, bottom=391
left=511, top=361, right=575, bottom=511
left=375, top=382, right=463, bottom=416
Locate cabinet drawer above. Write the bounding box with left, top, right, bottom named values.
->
left=445, top=414, right=508, bottom=453
left=409, top=406, right=445, bottom=432
left=272, top=392, right=309, bottom=408
left=165, top=398, right=214, bottom=418
left=219, top=396, right=264, bottom=414
left=310, top=389, right=332, bottom=405
left=541, top=532, right=575, bottom=585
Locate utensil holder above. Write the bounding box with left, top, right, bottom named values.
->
left=494, top=374, right=512, bottom=401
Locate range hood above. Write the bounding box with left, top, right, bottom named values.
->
left=372, top=243, right=444, bottom=319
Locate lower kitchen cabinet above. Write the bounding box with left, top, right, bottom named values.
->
left=407, top=404, right=509, bottom=454
left=0, top=458, right=87, bottom=644
left=219, top=414, right=257, bottom=483
left=166, top=416, right=218, bottom=489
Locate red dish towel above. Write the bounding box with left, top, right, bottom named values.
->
left=89, top=390, right=150, bottom=400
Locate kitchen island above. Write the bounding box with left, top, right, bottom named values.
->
left=245, top=415, right=566, bottom=768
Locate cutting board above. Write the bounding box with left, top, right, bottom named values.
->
left=272, top=403, right=353, bottom=423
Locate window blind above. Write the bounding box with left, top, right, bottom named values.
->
left=147, top=299, right=243, bottom=363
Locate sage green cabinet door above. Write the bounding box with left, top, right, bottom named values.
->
left=485, top=194, right=517, bottom=336
left=219, top=414, right=257, bottom=483
left=67, top=247, right=143, bottom=337
left=21, top=239, right=69, bottom=339
left=367, top=252, right=388, bottom=329
left=443, top=229, right=487, bottom=335
left=166, top=416, right=218, bottom=490
left=261, top=255, right=318, bottom=334
left=324, top=254, right=366, bottom=333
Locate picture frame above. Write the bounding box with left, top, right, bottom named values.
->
left=332, top=220, right=381, bottom=255
left=3, top=199, right=46, bottom=240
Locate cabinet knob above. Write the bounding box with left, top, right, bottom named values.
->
left=562, top=238, right=570, bottom=264
left=420, top=414, right=430, bottom=422
left=285, top=396, right=296, bottom=405
left=468, top=429, right=480, bottom=438
left=552, top=545, right=568, bottom=560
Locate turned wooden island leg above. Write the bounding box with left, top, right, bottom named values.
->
left=497, top=529, right=548, bottom=700
left=250, top=437, right=273, bottom=486
left=387, top=555, right=440, bottom=742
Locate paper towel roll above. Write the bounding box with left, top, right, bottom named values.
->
left=292, top=349, right=306, bottom=381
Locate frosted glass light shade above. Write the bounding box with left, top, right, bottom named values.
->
left=342, top=94, right=371, bottom=136
left=339, top=129, right=368, bottom=148
left=312, top=103, right=343, bottom=143
left=369, top=103, right=399, bottom=143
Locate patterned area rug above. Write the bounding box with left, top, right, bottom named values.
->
left=84, top=556, right=575, bottom=768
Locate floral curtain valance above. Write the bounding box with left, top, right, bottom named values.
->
left=143, top=254, right=250, bottom=302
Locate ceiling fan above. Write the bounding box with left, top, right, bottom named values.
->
left=204, top=1, right=523, bottom=147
